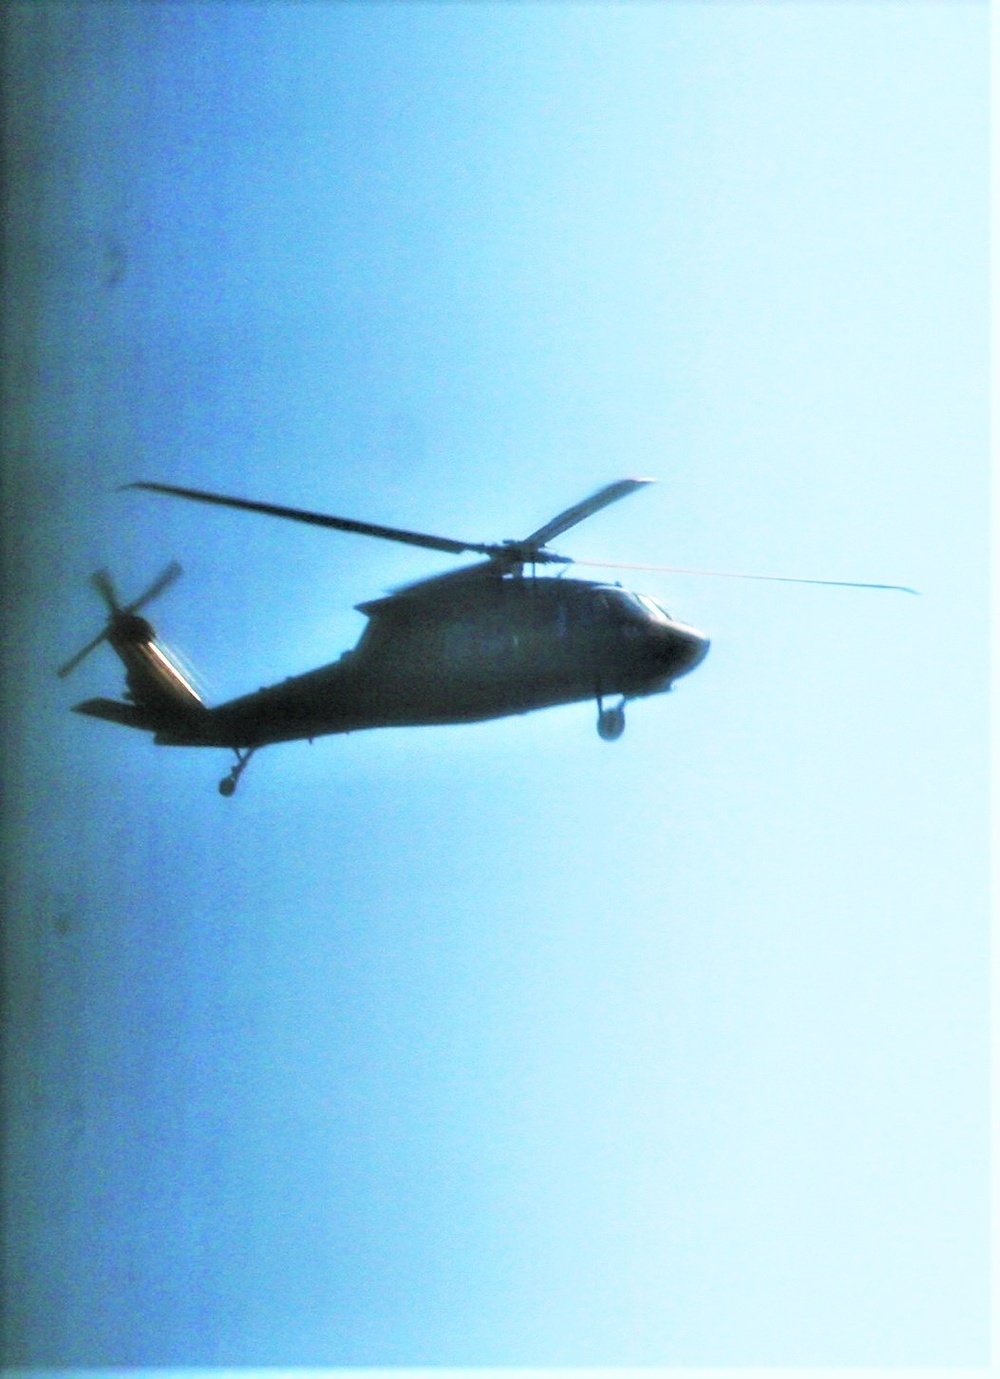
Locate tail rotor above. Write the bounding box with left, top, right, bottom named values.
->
left=58, top=561, right=182, bottom=679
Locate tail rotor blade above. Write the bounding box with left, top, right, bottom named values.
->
left=57, top=628, right=110, bottom=679
left=90, top=568, right=120, bottom=612
left=128, top=560, right=182, bottom=614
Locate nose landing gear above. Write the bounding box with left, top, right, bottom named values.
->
left=219, top=747, right=256, bottom=796
left=596, top=696, right=626, bottom=741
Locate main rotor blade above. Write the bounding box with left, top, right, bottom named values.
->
left=57, top=628, right=110, bottom=679
left=127, top=560, right=183, bottom=614
left=573, top=558, right=919, bottom=595
left=127, top=482, right=490, bottom=558
left=525, top=477, right=655, bottom=548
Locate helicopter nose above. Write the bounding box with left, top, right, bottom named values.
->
left=669, top=622, right=710, bottom=676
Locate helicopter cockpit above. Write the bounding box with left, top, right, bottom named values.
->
left=629, top=592, right=672, bottom=622
left=598, top=588, right=673, bottom=624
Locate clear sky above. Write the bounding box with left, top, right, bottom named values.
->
left=1, top=0, right=989, bottom=1367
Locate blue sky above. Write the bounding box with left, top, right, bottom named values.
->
left=1, top=0, right=989, bottom=1367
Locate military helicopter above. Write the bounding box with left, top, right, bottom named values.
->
left=58, top=477, right=916, bottom=795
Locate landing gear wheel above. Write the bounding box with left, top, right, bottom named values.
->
left=597, top=700, right=626, bottom=741
left=218, top=746, right=256, bottom=796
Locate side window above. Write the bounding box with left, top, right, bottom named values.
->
left=570, top=593, right=610, bottom=626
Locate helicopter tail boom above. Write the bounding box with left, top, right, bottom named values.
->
left=68, top=626, right=210, bottom=737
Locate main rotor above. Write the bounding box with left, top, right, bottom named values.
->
left=127, top=478, right=918, bottom=595
left=127, top=477, right=651, bottom=574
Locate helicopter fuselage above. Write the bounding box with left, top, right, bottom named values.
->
left=63, top=477, right=725, bottom=792
left=154, top=574, right=709, bottom=748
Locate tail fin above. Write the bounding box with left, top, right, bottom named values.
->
left=60, top=563, right=209, bottom=734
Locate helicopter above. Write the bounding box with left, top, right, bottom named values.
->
left=58, top=477, right=916, bottom=795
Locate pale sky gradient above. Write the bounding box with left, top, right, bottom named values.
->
left=1, top=1, right=989, bottom=1366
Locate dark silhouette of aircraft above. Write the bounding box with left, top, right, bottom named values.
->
left=59, top=478, right=915, bottom=794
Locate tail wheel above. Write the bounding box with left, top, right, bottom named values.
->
left=219, top=747, right=256, bottom=796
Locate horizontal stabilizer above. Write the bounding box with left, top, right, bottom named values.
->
left=72, top=698, right=165, bottom=730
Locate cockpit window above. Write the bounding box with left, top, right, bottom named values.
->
left=634, top=593, right=671, bottom=621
